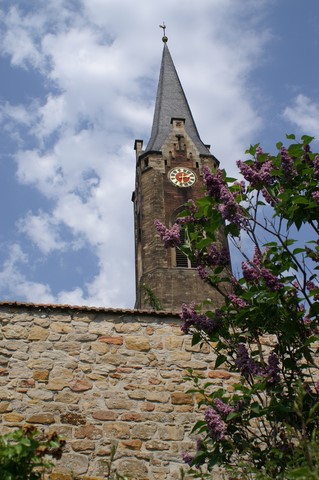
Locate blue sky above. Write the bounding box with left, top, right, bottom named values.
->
left=0, top=0, right=318, bottom=308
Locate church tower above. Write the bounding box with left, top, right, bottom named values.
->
left=133, top=34, right=228, bottom=311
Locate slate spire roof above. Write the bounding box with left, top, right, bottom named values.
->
left=145, top=43, right=211, bottom=156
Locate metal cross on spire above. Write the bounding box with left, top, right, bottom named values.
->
left=159, top=22, right=168, bottom=43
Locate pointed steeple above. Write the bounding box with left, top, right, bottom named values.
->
left=145, top=43, right=211, bottom=156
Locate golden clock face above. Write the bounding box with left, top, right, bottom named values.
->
left=168, top=167, right=196, bottom=188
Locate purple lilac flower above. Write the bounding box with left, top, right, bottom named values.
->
left=260, top=267, right=284, bottom=291
left=228, top=294, right=248, bottom=309
left=213, top=398, right=235, bottom=417
left=256, top=146, right=263, bottom=157
left=204, top=407, right=227, bottom=441
left=237, top=158, right=273, bottom=188
left=197, top=264, right=208, bottom=280
left=280, top=147, right=297, bottom=179
left=207, top=245, right=230, bottom=268
left=154, top=220, right=181, bottom=248
left=180, top=303, right=221, bottom=335
left=306, top=280, right=317, bottom=291
left=242, top=261, right=260, bottom=283
left=202, top=166, right=224, bottom=200
left=182, top=451, right=194, bottom=466
left=265, top=352, right=280, bottom=384
left=218, top=185, right=244, bottom=228
left=235, top=344, right=263, bottom=378
left=233, top=180, right=246, bottom=196
left=315, top=382, right=319, bottom=394
left=314, top=156, right=319, bottom=179
left=303, top=315, right=311, bottom=325
left=241, top=248, right=263, bottom=284
left=312, top=192, right=319, bottom=204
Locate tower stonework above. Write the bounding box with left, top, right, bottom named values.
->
left=133, top=41, right=229, bottom=311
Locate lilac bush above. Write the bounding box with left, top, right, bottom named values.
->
left=158, top=135, right=319, bottom=479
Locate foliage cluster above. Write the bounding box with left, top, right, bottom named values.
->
left=0, top=426, right=65, bottom=480
left=156, top=135, right=319, bottom=479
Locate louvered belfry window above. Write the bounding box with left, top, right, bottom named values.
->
left=175, top=228, right=196, bottom=268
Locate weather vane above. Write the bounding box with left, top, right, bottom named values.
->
left=159, top=22, right=168, bottom=43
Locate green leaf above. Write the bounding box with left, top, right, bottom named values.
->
left=301, top=134, right=315, bottom=145
left=215, top=354, right=227, bottom=368
left=286, top=133, right=296, bottom=140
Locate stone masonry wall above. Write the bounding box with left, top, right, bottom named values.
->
left=0, top=303, right=234, bottom=479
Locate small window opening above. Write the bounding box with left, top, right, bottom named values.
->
left=176, top=229, right=196, bottom=268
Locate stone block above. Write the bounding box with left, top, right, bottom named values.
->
left=116, top=457, right=148, bottom=479
left=32, top=370, right=49, bottom=382
left=3, top=412, right=24, bottom=423
left=131, top=423, right=157, bottom=440
left=27, top=413, right=55, bottom=424
left=69, top=378, right=93, bottom=392
left=58, top=453, right=89, bottom=475
left=98, top=336, right=123, bottom=345
left=165, top=337, right=184, bottom=350
left=125, top=336, right=151, bottom=351
left=171, top=392, right=194, bottom=405
left=158, top=425, right=184, bottom=441
left=50, top=322, right=73, bottom=334
left=27, top=389, right=54, bottom=401
left=28, top=326, right=49, bottom=341
left=92, top=410, right=117, bottom=421
left=208, top=370, right=232, bottom=380
left=103, top=421, right=130, bottom=439
left=146, top=391, right=170, bottom=403
left=145, top=440, right=170, bottom=450
left=0, top=402, right=12, bottom=413
left=120, top=439, right=142, bottom=450
left=75, top=425, right=103, bottom=440
left=61, top=412, right=86, bottom=425
left=71, top=440, right=95, bottom=452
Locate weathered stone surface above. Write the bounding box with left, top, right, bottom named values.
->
left=3, top=412, right=24, bottom=422
left=98, top=336, right=123, bottom=345
left=171, top=392, right=193, bottom=405
left=208, top=370, right=232, bottom=380
left=131, top=423, right=157, bottom=440
left=0, top=402, right=11, bottom=413
left=103, top=422, right=130, bottom=439
left=61, top=412, right=86, bottom=425
left=125, top=336, right=151, bottom=351
left=28, top=326, right=49, bottom=341
left=158, top=425, right=184, bottom=441
left=120, top=439, right=142, bottom=450
left=28, top=413, right=55, bottom=424
left=27, top=388, right=54, bottom=401
left=145, top=440, right=170, bottom=450
left=3, top=325, right=28, bottom=340
left=58, top=453, right=89, bottom=475
left=117, top=458, right=148, bottom=480
left=146, top=391, right=170, bottom=403
left=0, top=305, right=220, bottom=479
left=75, top=425, right=103, bottom=440
left=32, top=370, right=49, bottom=382
left=92, top=410, right=117, bottom=421
left=71, top=440, right=95, bottom=451
left=69, top=378, right=93, bottom=392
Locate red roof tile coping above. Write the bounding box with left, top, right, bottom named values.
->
left=0, top=300, right=180, bottom=317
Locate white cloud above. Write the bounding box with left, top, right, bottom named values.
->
left=283, top=94, right=319, bottom=134
left=0, top=244, right=55, bottom=303
left=0, top=0, right=283, bottom=307
left=17, top=211, right=66, bottom=255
